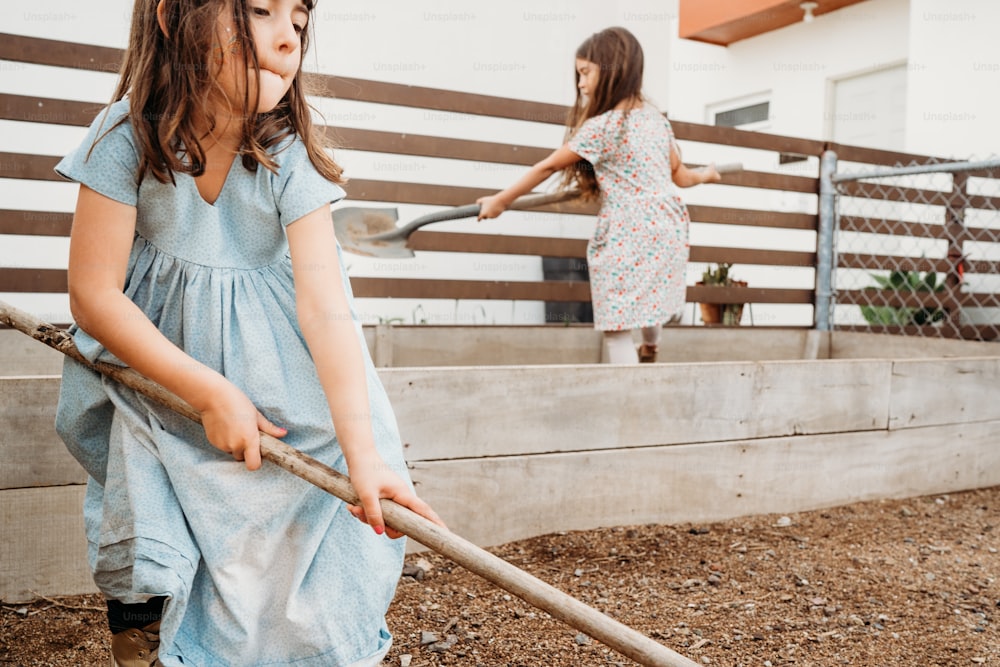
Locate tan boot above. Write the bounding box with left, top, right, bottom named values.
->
left=638, top=343, right=658, bottom=363
left=110, top=620, right=160, bottom=667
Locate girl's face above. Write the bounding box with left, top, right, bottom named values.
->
left=215, top=0, right=308, bottom=117
left=575, top=58, right=599, bottom=100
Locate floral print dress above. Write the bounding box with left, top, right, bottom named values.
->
left=568, top=105, right=690, bottom=331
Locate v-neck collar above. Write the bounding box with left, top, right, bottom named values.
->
left=191, top=150, right=241, bottom=207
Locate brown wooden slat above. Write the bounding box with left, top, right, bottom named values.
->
left=964, top=193, right=1000, bottom=212
left=407, top=232, right=588, bottom=257
left=964, top=260, right=1000, bottom=275
left=838, top=180, right=954, bottom=206
left=406, top=232, right=815, bottom=268
left=827, top=143, right=952, bottom=168
left=353, top=278, right=812, bottom=305
left=841, top=220, right=1000, bottom=254
left=328, top=126, right=551, bottom=166
left=837, top=254, right=951, bottom=273
left=308, top=73, right=569, bottom=124
left=0, top=209, right=73, bottom=236
left=836, top=287, right=963, bottom=310
left=705, top=169, right=816, bottom=194
left=835, top=323, right=1000, bottom=341
left=838, top=216, right=951, bottom=239
left=964, top=227, right=1000, bottom=244
left=687, top=285, right=812, bottom=305
left=688, top=205, right=817, bottom=231
left=0, top=153, right=62, bottom=181
left=350, top=278, right=591, bottom=301
left=956, top=291, right=1000, bottom=307
left=672, top=120, right=825, bottom=157
left=0, top=94, right=102, bottom=127
left=690, top=247, right=816, bottom=267
left=0, top=268, right=67, bottom=293
left=839, top=287, right=1000, bottom=309
left=0, top=33, right=121, bottom=72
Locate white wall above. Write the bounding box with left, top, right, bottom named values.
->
left=906, top=0, right=1000, bottom=158
left=666, top=0, right=1000, bottom=159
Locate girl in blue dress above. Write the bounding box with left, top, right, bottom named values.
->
left=54, top=1, right=441, bottom=665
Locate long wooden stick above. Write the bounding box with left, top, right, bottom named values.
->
left=0, top=301, right=698, bottom=667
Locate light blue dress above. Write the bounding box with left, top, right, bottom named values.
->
left=54, top=99, right=408, bottom=667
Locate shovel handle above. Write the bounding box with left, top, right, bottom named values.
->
left=367, top=190, right=581, bottom=241
left=714, top=162, right=743, bottom=174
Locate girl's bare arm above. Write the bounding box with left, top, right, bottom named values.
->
left=287, top=205, right=442, bottom=537
left=67, top=186, right=282, bottom=469
left=477, top=144, right=583, bottom=219
left=670, top=145, right=722, bottom=188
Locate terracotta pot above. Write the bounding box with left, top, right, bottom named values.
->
left=697, top=281, right=747, bottom=326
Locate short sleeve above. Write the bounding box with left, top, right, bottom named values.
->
left=273, top=139, right=346, bottom=227
left=54, top=100, right=140, bottom=207
left=567, top=113, right=612, bottom=166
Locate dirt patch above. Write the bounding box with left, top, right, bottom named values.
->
left=3, top=487, right=998, bottom=666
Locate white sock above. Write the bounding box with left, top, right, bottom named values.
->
left=641, top=325, right=661, bottom=347
left=604, top=330, right=638, bottom=364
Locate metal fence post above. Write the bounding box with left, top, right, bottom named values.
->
left=815, top=150, right=838, bottom=331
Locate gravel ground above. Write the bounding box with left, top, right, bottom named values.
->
left=2, top=486, right=998, bottom=666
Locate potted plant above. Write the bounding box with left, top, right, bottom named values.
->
left=697, top=263, right=747, bottom=326
left=860, top=269, right=946, bottom=326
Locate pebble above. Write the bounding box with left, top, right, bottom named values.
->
left=428, top=635, right=458, bottom=653
left=775, top=516, right=792, bottom=527
left=399, top=655, right=412, bottom=667
left=419, top=631, right=438, bottom=646
left=574, top=632, right=591, bottom=646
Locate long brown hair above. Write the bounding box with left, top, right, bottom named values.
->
left=560, top=27, right=644, bottom=199
left=103, top=0, right=342, bottom=185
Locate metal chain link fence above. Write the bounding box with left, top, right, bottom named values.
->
left=827, top=156, right=1000, bottom=341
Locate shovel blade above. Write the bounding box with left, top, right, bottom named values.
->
left=332, top=206, right=413, bottom=257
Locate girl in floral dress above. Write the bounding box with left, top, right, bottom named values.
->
left=478, top=26, right=721, bottom=363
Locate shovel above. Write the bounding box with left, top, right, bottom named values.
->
left=334, top=190, right=581, bottom=258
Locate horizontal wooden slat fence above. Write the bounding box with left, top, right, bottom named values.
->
left=1, top=33, right=824, bottom=320
left=6, top=34, right=994, bottom=332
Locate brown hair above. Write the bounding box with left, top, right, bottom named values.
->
left=103, top=0, right=342, bottom=185
left=560, top=26, right=644, bottom=199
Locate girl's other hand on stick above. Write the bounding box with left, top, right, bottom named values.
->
left=347, top=454, right=447, bottom=538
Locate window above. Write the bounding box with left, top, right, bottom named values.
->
left=706, top=93, right=771, bottom=132
left=714, top=102, right=770, bottom=128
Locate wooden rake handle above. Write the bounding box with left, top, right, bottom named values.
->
left=0, top=300, right=698, bottom=667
